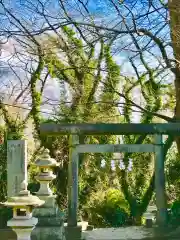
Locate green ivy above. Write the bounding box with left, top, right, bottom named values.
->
left=0, top=143, right=7, bottom=202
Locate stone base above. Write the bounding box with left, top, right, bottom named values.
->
left=31, top=213, right=64, bottom=240
left=31, top=226, right=65, bottom=240
left=32, top=194, right=65, bottom=240
left=32, top=197, right=64, bottom=240
left=13, top=228, right=33, bottom=240
left=65, top=226, right=82, bottom=240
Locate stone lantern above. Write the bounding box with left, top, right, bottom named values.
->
left=34, top=148, right=59, bottom=196
left=31, top=148, right=65, bottom=240
left=1, top=180, right=44, bottom=240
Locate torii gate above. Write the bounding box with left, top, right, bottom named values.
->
left=40, top=123, right=179, bottom=240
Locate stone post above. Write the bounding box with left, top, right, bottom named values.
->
left=154, top=135, right=167, bottom=228
left=65, top=135, right=82, bottom=240
left=7, top=140, right=28, bottom=197
left=31, top=149, right=65, bottom=240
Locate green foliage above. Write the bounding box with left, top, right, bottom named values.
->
left=30, top=57, right=44, bottom=136
left=168, top=200, right=180, bottom=227
left=39, top=26, right=123, bottom=209
left=127, top=152, right=153, bottom=199
left=40, top=27, right=165, bottom=222
left=28, top=164, right=40, bottom=194
left=84, top=188, right=129, bottom=228
left=0, top=207, right=13, bottom=228
left=0, top=126, right=8, bottom=202
left=166, top=146, right=180, bottom=202
left=0, top=143, right=7, bottom=202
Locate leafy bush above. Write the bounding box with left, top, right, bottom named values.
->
left=84, top=188, right=129, bottom=228
left=168, top=200, right=180, bottom=227
left=0, top=138, right=7, bottom=202
left=0, top=207, right=13, bottom=229
left=28, top=182, right=40, bottom=194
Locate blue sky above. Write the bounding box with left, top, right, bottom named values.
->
left=1, top=0, right=171, bottom=82
left=0, top=0, right=172, bottom=122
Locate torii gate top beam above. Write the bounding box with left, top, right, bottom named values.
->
left=40, top=123, right=180, bottom=135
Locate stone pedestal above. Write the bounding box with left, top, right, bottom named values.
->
left=65, top=225, right=82, bottom=240
left=31, top=196, right=65, bottom=240
left=8, top=218, right=38, bottom=240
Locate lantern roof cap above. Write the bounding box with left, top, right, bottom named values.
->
left=1, top=180, right=44, bottom=207
left=34, top=149, right=59, bottom=167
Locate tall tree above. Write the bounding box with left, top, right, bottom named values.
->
left=38, top=27, right=122, bottom=208
left=168, top=0, right=180, bottom=150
